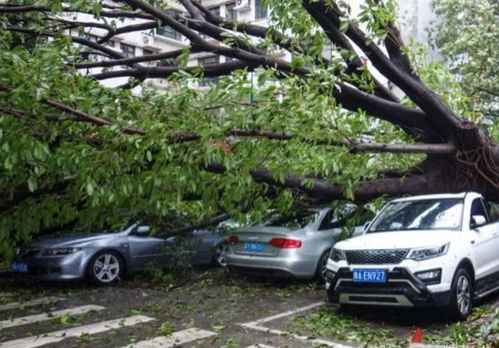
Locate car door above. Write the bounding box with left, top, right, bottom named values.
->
left=470, top=198, right=499, bottom=280
left=127, top=226, right=173, bottom=272
left=179, top=229, right=215, bottom=264
left=316, top=209, right=347, bottom=246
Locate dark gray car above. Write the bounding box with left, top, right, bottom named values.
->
left=12, top=222, right=227, bottom=285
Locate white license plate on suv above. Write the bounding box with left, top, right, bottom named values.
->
left=352, top=269, right=386, bottom=283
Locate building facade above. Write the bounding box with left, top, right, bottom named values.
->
left=74, top=0, right=436, bottom=92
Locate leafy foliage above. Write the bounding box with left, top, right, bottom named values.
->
left=430, top=0, right=499, bottom=119
left=1, top=0, right=498, bottom=261
left=291, top=307, right=403, bottom=347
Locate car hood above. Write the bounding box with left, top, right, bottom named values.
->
left=30, top=233, right=122, bottom=248
left=335, top=230, right=459, bottom=250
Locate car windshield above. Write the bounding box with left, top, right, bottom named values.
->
left=368, top=198, right=463, bottom=232
left=262, top=211, right=318, bottom=230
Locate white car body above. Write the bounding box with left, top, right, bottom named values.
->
left=324, top=192, right=499, bottom=318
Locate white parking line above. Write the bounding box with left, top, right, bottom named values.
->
left=243, top=323, right=354, bottom=348
left=240, top=301, right=325, bottom=327
left=246, top=345, right=278, bottom=348
left=0, top=315, right=155, bottom=348
left=125, top=328, right=216, bottom=348
left=0, top=297, right=63, bottom=312
left=240, top=301, right=355, bottom=348
left=410, top=344, right=456, bottom=348
left=0, top=304, right=105, bottom=329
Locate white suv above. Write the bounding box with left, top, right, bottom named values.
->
left=324, top=192, right=499, bottom=320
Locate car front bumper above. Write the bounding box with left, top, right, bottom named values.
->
left=13, top=252, right=86, bottom=281
left=325, top=267, right=451, bottom=307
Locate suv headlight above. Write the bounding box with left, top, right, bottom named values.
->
left=406, top=243, right=449, bottom=261
left=330, top=248, right=346, bottom=262
left=42, top=247, right=81, bottom=256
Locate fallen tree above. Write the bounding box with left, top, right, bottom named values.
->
left=0, top=0, right=497, bottom=258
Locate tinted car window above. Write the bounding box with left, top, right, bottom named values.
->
left=263, top=211, right=318, bottom=229
left=470, top=198, right=489, bottom=222
left=368, top=199, right=463, bottom=232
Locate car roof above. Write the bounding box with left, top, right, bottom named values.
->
left=390, top=192, right=480, bottom=203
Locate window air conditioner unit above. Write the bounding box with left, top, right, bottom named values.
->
left=234, top=0, right=251, bottom=12
left=142, top=34, right=151, bottom=45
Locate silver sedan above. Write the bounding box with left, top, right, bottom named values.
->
left=225, top=207, right=371, bottom=281
left=12, top=222, right=227, bottom=285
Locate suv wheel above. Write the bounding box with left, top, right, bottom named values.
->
left=447, top=267, right=473, bottom=320
left=315, top=249, right=330, bottom=283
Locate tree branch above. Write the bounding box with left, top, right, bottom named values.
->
left=302, top=0, right=464, bottom=137
left=249, top=168, right=428, bottom=203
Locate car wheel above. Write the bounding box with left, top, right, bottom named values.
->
left=213, top=243, right=228, bottom=267
left=315, top=249, right=330, bottom=283
left=447, top=267, right=473, bottom=320
left=87, top=251, right=123, bottom=285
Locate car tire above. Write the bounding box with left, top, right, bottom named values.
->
left=326, top=286, right=336, bottom=303
left=213, top=243, right=228, bottom=267
left=446, top=267, right=473, bottom=320
left=86, top=250, right=123, bottom=285
left=315, top=249, right=330, bottom=283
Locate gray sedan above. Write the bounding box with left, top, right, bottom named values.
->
left=226, top=207, right=372, bottom=281
left=12, top=222, right=227, bottom=285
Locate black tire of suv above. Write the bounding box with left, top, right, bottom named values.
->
left=315, top=249, right=331, bottom=283
left=446, top=267, right=473, bottom=320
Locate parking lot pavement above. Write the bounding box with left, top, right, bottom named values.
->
left=0, top=269, right=497, bottom=347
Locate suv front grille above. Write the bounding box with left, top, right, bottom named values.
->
left=345, top=249, right=409, bottom=264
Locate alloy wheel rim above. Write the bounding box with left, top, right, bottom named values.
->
left=93, top=254, right=120, bottom=283
left=456, top=275, right=471, bottom=315
left=216, top=244, right=227, bottom=266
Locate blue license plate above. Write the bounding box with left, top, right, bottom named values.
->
left=243, top=242, right=265, bottom=252
left=352, top=269, right=386, bottom=283
left=12, top=262, right=29, bottom=273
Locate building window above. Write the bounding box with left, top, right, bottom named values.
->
left=158, top=58, right=175, bottom=66
left=199, top=56, right=219, bottom=66
left=255, top=0, right=267, bottom=20
left=83, top=34, right=98, bottom=42
left=199, top=56, right=220, bottom=86
left=225, top=2, right=237, bottom=21
left=156, top=26, right=181, bottom=40
left=209, top=6, right=220, bottom=17
left=120, top=43, right=136, bottom=58
left=225, top=56, right=238, bottom=63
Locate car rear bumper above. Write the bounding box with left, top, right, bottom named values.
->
left=12, top=254, right=86, bottom=281
left=226, top=253, right=317, bottom=279
left=325, top=267, right=451, bottom=307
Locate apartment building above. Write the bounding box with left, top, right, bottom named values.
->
left=73, top=0, right=435, bottom=92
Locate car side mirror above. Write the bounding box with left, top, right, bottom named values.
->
left=470, top=215, right=486, bottom=228
left=136, top=226, right=151, bottom=235
left=363, top=221, right=371, bottom=231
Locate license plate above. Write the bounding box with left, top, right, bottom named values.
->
left=12, top=262, right=29, bottom=273
left=352, top=269, right=386, bottom=283
left=243, top=242, right=265, bottom=252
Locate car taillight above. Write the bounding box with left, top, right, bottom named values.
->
left=269, top=238, right=302, bottom=248
left=228, top=236, right=239, bottom=245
